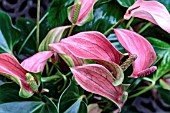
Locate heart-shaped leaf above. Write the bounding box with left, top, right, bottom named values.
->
left=48, top=0, right=74, bottom=28
left=15, top=18, right=48, bottom=56
left=0, top=95, right=57, bottom=113
left=0, top=11, right=20, bottom=54
left=58, top=81, right=87, bottom=113
left=0, top=83, right=40, bottom=104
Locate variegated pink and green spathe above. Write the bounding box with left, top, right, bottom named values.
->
left=0, top=51, right=53, bottom=98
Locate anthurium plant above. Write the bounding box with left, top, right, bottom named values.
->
left=0, top=0, right=170, bottom=112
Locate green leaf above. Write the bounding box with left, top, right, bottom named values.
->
left=58, top=81, right=87, bottom=113
left=158, top=88, right=170, bottom=105
left=0, top=83, right=40, bottom=104
left=157, top=0, right=170, bottom=11
left=108, top=34, right=125, bottom=53
left=147, top=37, right=170, bottom=54
left=39, top=26, right=70, bottom=51
left=73, top=0, right=126, bottom=34
left=154, top=49, right=170, bottom=80
left=15, top=18, right=48, bottom=57
left=117, top=0, right=135, bottom=7
left=0, top=11, right=20, bottom=54
left=48, top=0, right=74, bottom=28
left=0, top=95, right=57, bottom=113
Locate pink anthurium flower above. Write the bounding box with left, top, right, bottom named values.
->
left=50, top=31, right=124, bottom=85
left=21, top=51, right=53, bottom=72
left=71, top=64, right=128, bottom=110
left=0, top=51, right=53, bottom=98
left=50, top=31, right=128, bottom=109
left=58, top=31, right=124, bottom=64
left=124, top=0, right=170, bottom=33
left=49, top=43, right=84, bottom=67
left=67, top=0, right=97, bottom=26
left=114, top=29, right=157, bottom=78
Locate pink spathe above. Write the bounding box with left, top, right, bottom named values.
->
left=60, top=31, right=124, bottom=64
left=49, top=43, right=84, bottom=66
left=71, top=64, right=125, bottom=108
left=21, top=51, right=53, bottom=72
left=124, top=0, right=170, bottom=33
left=0, top=51, right=53, bottom=97
left=114, top=29, right=157, bottom=78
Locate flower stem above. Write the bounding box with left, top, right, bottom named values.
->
left=104, top=18, right=125, bottom=37
left=68, top=24, right=75, bottom=36
left=41, top=75, right=61, bottom=82
left=126, top=17, right=134, bottom=29
left=138, top=22, right=152, bottom=34
left=129, top=81, right=155, bottom=98
left=36, top=0, right=41, bottom=50
left=18, top=12, right=48, bottom=55
left=58, top=71, right=67, bottom=93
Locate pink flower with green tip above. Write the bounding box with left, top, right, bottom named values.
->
left=68, top=0, right=97, bottom=26
left=0, top=51, right=53, bottom=98
left=124, top=0, right=170, bottom=33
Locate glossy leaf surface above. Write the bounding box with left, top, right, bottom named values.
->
left=0, top=11, right=20, bottom=54
left=0, top=95, right=57, bottom=113
left=48, top=0, right=74, bottom=28
left=58, top=81, right=87, bottom=113
left=15, top=18, right=48, bottom=56
left=0, top=83, right=40, bottom=104
left=117, top=0, right=135, bottom=7
left=154, top=50, right=170, bottom=80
